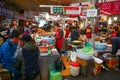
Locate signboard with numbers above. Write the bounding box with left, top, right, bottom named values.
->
left=53, top=7, right=63, bottom=14
left=87, top=9, right=97, bottom=17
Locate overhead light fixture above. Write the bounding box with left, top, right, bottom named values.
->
left=108, top=17, right=112, bottom=25
left=113, top=16, right=117, bottom=21
left=57, top=15, right=60, bottom=18
left=46, top=13, right=49, bottom=20
left=39, top=5, right=63, bottom=7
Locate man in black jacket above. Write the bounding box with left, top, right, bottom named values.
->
left=71, top=27, right=79, bottom=41
left=111, top=37, right=120, bottom=72
left=15, top=34, right=40, bottom=79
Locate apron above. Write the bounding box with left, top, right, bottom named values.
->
left=86, top=27, right=92, bottom=39
left=55, top=29, right=63, bottom=49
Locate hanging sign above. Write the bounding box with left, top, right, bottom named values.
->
left=0, top=6, right=6, bottom=16
left=6, top=9, right=13, bottom=18
left=80, top=4, right=88, bottom=16
left=64, top=6, right=81, bottom=17
left=53, top=7, right=63, bottom=14
left=87, top=9, right=97, bottom=17
left=100, top=1, right=120, bottom=15
left=0, top=6, right=13, bottom=18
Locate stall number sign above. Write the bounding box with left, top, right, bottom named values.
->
left=53, top=7, right=63, bottom=14
left=87, top=9, right=97, bottom=17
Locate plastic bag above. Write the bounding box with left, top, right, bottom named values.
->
left=81, top=42, right=93, bottom=53
left=70, top=51, right=77, bottom=62
left=53, top=56, right=66, bottom=72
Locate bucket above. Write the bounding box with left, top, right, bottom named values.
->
left=70, top=62, right=80, bottom=76
left=50, top=70, right=62, bottom=80
left=93, top=63, right=102, bottom=75
left=106, top=57, right=118, bottom=68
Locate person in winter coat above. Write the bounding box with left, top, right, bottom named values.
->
left=1, top=29, right=22, bottom=80
left=108, top=27, right=120, bottom=55
left=14, top=34, right=40, bottom=80
left=70, top=27, right=79, bottom=41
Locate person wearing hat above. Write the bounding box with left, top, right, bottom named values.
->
left=14, top=34, right=40, bottom=80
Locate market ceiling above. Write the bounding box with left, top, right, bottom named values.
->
left=6, top=0, right=89, bottom=12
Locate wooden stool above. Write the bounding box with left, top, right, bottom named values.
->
left=0, top=68, right=12, bottom=80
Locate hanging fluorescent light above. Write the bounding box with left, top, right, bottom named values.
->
left=46, top=13, right=49, bottom=20
left=108, top=17, right=112, bottom=24
left=39, top=5, right=63, bottom=7
left=113, top=16, right=117, bottom=21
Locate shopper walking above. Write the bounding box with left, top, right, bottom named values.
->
left=109, top=26, right=120, bottom=55
left=1, top=29, right=22, bottom=80
left=14, top=34, right=40, bottom=80
left=110, top=27, right=120, bottom=72
left=70, top=27, right=79, bottom=41
left=10, top=20, right=18, bottom=34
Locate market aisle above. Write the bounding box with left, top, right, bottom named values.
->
left=63, top=69, right=120, bottom=80
left=34, top=69, right=120, bottom=80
